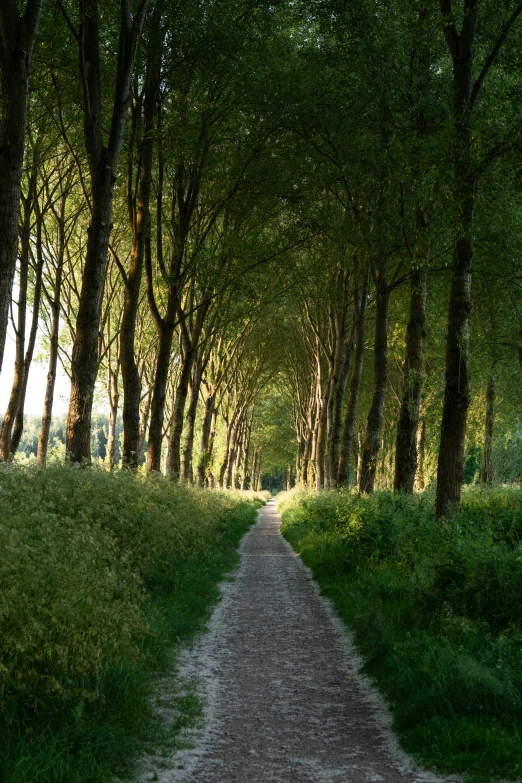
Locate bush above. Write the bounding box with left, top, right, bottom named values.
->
left=0, top=463, right=261, bottom=782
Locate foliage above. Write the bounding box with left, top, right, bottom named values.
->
left=0, top=463, right=264, bottom=782
left=279, top=487, right=522, bottom=782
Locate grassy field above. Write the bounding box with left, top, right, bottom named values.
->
left=278, top=487, right=522, bottom=783
left=0, top=463, right=266, bottom=783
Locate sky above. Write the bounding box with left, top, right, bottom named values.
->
left=0, top=320, right=71, bottom=417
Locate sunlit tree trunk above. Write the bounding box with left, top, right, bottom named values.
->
left=434, top=0, right=520, bottom=515
left=338, top=269, right=368, bottom=486
left=106, top=367, right=119, bottom=471
left=480, top=372, right=495, bottom=485
left=359, top=265, right=388, bottom=493
left=414, top=414, right=426, bottom=491
left=66, top=0, right=149, bottom=462
left=0, top=1, right=42, bottom=376
left=121, top=42, right=159, bottom=467
left=197, top=387, right=215, bottom=487
left=38, top=192, right=67, bottom=465
left=181, top=358, right=203, bottom=483
left=394, top=224, right=428, bottom=492
left=0, top=182, right=35, bottom=460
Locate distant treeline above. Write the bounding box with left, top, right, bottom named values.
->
left=17, top=414, right=126, bottom=464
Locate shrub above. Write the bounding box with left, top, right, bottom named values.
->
left=0, top=463, right=261, bottom=782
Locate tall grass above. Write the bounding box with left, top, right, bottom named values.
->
left=0, top=463, right=264, bottom=782
left=279, top=486, right=522, bottom=783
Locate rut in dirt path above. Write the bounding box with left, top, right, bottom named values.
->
left=139, top=500, right=458, bottom=783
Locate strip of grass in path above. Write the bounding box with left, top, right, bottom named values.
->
left=0, top=465, right=263, bottom=783
left=278, top=488, right=522, bottom=783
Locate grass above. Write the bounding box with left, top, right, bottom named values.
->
left=278, top=486, right=522, bottom=783
left=0, top=463, right=265, bottom=783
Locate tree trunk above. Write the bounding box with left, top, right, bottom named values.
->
left=394, top=228, right=428, bottom=492
left=66, top=0, right=149, bottom=463
left=146, top=300, right=177, bottom=471
left=435, top=0, right=478, bottom=517
left=0, top=1, right=42, bottom=375
left=251, top=447, right=259, bottom=491
left=0, top=188, right=33, bottom=460
left=226, top=416, right=241, bottom=488
left=106, top=368, right=119, bottom=470
left=138, top=387, right=151, bottom=460
left=38, top=202, right=66, bottom=465
left=338, top=270, right=369, bottom=486
left=219, top=418, right=231, bottom=488
left=120, top=45, right=159, bottom=467
left=315, top=387, right=328, bottom=490
left=11, top=230, right=44, bottom=456
left=66, top=172, right=115, bottom=461
left=167, top=342, right=195, bottom=480
left=181, top=360, right=203, bottom=483
left=480, top=372, right=495, bottom=485
left=415, top=414, right=426, bottom=491
left=197, top=389, right=215, bottom=487
left=359, top=266, right=389, bottom=493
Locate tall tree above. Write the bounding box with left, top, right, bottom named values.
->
left=436, top=0, right=522, bottom=516
left=0, top=0, right=42, bottom=375
left=64, top=0, right=149, bottom=462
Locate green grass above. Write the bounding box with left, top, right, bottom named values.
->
left=278, top=487, right=522, bottom=783
left=0, top=463, right=264, bottom=783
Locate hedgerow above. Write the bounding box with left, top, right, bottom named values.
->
left=0, top=462, right=263, bottom=782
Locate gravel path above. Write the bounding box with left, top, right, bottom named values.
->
left=138, top=500, right=457, bottom=783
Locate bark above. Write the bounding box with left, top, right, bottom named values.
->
left=120, top=38, right=160, bottom=467
left=219, top=419, right=231, bottom=488
left=328, top=338, right=354, bottom=488
left=138, top=388, right=151, bottom=460
left=480, top=372, right=495, bottom=485
left=0, top=1, right=42, bottom=375
left=394, top=227, right=428, bottom=492
left=359, top=265, right=389, bottom=493
left=167, top=332, right=196, bottom=481
left=435, top=2, right=477, bottom=515
left=146, top=301, right=176, bottom=471
left=181, top=358, right=203, bottom=482
left=240, top=415, right=252, bottom=490
left=338, top=270, right=369, bottom=486
left=0, top=169, right=44, bottom=460
left=11, top=214, right=44, bottom=455
left=315, top=386, right=328, bottom=490
left=106, top=368, right=119, bottom=470
left=251, top=448, right=259, bottom=492
left=226, top=414, right=242, bottom=488
left=38, top=196, right=66, bottom=465
left=197, top=387, right=215, bottom=486
left=415, top=414, right=426, bottom=491
left=66, top=0, right=149, bottom=462
left=0, top=179, right=35, bottom=459
left=432, top=0, right=519, bottom=514
left=206, top=407, right=218, bottom=486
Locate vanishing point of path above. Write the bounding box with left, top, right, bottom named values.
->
left=140, top=500, right=457, bottom=783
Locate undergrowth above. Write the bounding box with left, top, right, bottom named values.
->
left=0, top=462, right=265, bottom=783
left=278, top=486, right=522, bottom=783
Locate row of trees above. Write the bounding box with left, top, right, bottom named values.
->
left=2, top=0, right=522, bottom=514
left=0, top=0, right=292, bottom=490
left=271, top=0, right=522, bottom=516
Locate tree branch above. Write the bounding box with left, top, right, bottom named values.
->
left=470, top=3, right=522, bottom=109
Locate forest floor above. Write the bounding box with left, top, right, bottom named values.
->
left=136, top=500, right=458, bottom=783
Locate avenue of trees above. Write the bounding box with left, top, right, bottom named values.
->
left=2, top=0, right=522, bottom=516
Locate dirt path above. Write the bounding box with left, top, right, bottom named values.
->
left=139, top=500, right=457, bottom=783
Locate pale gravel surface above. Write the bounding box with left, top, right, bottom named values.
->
left=137, top=499, right=459, bottom=783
